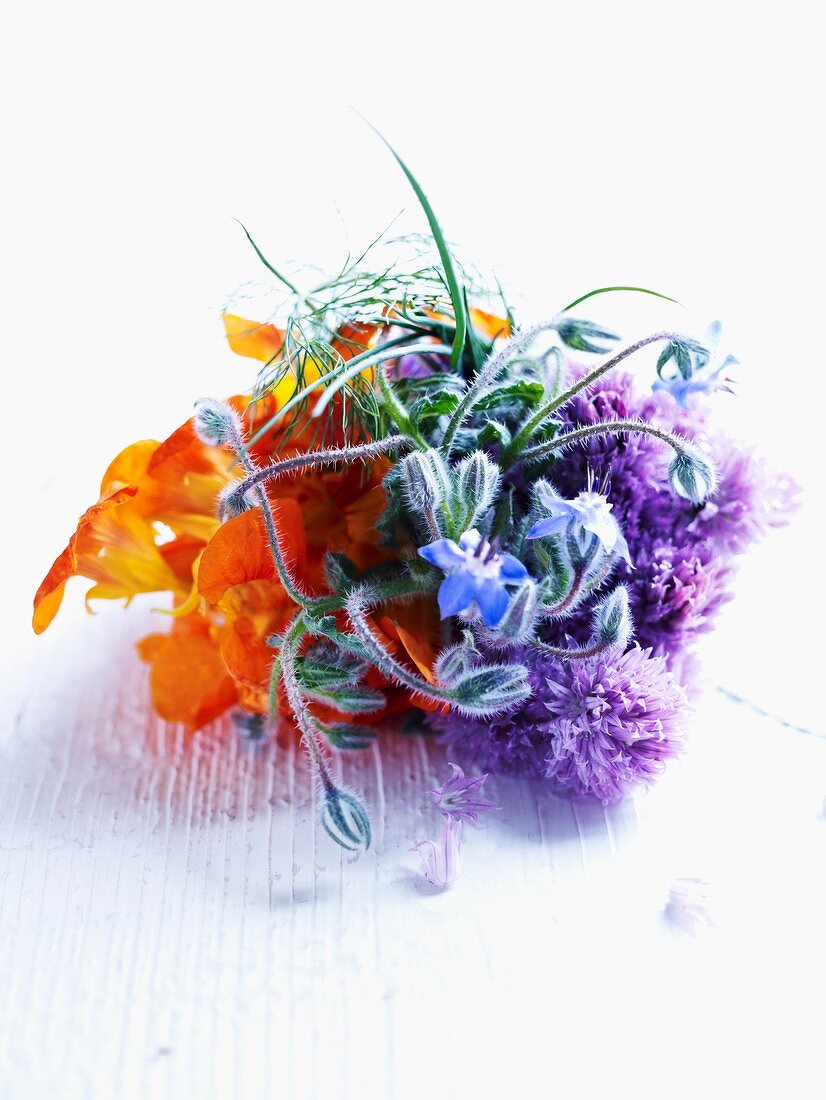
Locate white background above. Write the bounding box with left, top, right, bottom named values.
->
left=1, top=3, right=824, bottom=1097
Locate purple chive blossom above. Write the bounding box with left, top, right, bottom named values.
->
left=526, top=473, right=633, bottom=566
left=429, top=762, right=501, bottom=823
left=430, top=643, right=686, bottom=799
left=412, top=818, right=463, bottom=888
left=542, top=646, right=686, bottom=802
left=418, top=528, right=529, bottom=628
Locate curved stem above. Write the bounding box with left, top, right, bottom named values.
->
left=522, top=417, right=690, bottom=465
left=345, top=588, right=456, bottom=706
left=539, top=566, right=587, bottom=619
left=227, top=422, right=316, bottom=608
left=279, top=617, right=335, bottom=790
left=440, top=321, right=558, bottom=458
left=375, top=365, right=427, bottom=448
left=312, top=341, right=453, bottom=421
left=507, top=331, right=682, bottom=459
left=226, top=435, right=411, bottom=506
left=531, top=636, right=619, bottom=661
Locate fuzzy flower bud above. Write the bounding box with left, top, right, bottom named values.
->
left=193, top=398, right=242, bottom=448
left=556, top=317, right=619, bottom=355
left=448, top=661, right=532, bottom=716
left=452, top=451, right=501, bottom=529
left=434, top=631, right=480, bottom=685
left=219, top=480, right=254, bottom=519
left=668, top=446, right=717, bottom=503
left=400, top=450, right=445, bottom=511
left=486, top=579, right=539, bottom=646
left=593, top=585, right=633, bottom=651
left=321, top=786, right=372, bottom=851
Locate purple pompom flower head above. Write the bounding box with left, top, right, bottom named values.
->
left=542, top=645, right=686, bottom=802
left=429, top=762, right=501, bottom=823
left=527, top=469, right=633, bottom=566
left=418, top=528, right=529, bottom=628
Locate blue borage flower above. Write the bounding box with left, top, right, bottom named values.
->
left=526, top=475, right=633, bottom=565
left=418, top=528, right=529, bottom=627
left=652, top=321, right=737, bottom=408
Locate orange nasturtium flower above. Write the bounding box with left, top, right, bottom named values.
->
left=33, top=316, right=440, bottom=731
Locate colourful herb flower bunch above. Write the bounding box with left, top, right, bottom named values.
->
left=34, top=140, right=795, bottom=851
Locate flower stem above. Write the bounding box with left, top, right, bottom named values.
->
left=531, top=636, right=618, bottom=661
left=278, top=616, right=335, bottom=791
left=522, top=417, right=690, bottom=465
left=506, top=331, right=683, bottom=460
left=375, top=365, right=428, bottom=448
left=440, top=321, right=558, bottom=458
left=226, top=421, right=316, bottom=609
left=226, top=435, right=412, bottom=508
left=345, top=587, right=457, bottom=707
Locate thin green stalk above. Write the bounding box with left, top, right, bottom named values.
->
left=507, top=331, right=682, bottom=460
left=522, top=417, right=690, bottom=465
left=312, top=342, right=453, bottom=421
left=227, top=423, right=316, bottom=608
left=246, top=333, right=416, bottom=449
left=440, top=321, right=557, bottom=458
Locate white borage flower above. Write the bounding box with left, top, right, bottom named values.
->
left=526, top=473, right=632, bottom=566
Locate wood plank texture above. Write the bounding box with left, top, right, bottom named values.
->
left=1, top=601, right=824, bottom=1099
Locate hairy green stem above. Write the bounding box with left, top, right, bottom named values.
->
left=507, top=331, right=683, bottom=459
left=522, top=417, right=690, bottom=465
left=226, top=435, right=411, bottom=507
left=375, top=366, right=427, bottom=448
left=440, top=321, right=558, bottom=457
left=227, top=422, right=316, bottom=608
left=345, top=588, right=456, bottom=706
left=278, top=617, right=336, bottom=790
left=531, top=636, right=619, bottom=661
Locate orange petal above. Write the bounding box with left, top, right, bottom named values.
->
left=197, top=499, right=306, bottom=604
left=138, top=630, right=238, bottom=729
left=469, top=307, right=511, bottom=341
left=32, top=486, right=139, bottom=634
left=223, top=314, right=285, bottom=363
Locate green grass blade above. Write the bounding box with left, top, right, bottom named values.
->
left=561, top=285, right=680, bottom=312
left=235, top=219, right=301, bottom=296
left=360, top=116, right=468, bottom=369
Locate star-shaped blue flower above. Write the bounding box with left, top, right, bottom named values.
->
left=526, top=483, right=632, bottom=565
left=418, top=528, right=529, bottom=628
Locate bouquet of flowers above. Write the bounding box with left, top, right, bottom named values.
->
left=33, top=138, right=795, bottom=865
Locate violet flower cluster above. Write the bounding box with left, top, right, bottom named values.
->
left=431, top=367, right=798, bottom=801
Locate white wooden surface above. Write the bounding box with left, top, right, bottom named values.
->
left=3, top=4, right=824, bottom=1092
left=2, top=595, right=824, bottom=1100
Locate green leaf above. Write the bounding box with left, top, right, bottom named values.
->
left=478, top=420, right=512, bottom=447
left=474, top=380, right=545, bottom=411
left=302, top=681, right=387, bottom=715
left=319, top=723, right=377, bottom=751
left=410, top=390, right=461, bottom=426
left=361, top=117, right=469, bottom=369
left=561, top=285, right=680, bottom=312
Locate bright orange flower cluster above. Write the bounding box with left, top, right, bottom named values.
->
left=33, top=316, right=440, bottom=730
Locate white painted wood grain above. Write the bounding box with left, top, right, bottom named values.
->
left=2, top=600, right=824, bottom=1100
